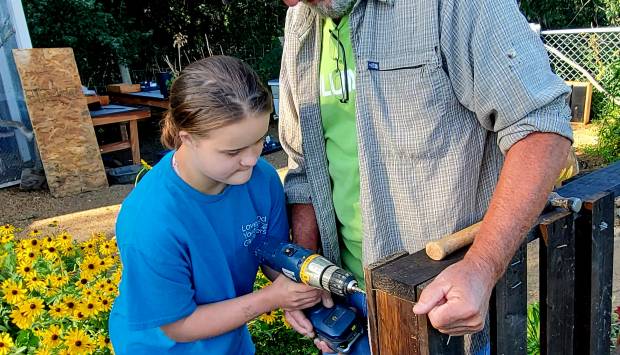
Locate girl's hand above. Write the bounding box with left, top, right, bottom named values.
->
left=267, top=274, right=322, bottom=311
left=284, top=308, right=336, bottom=354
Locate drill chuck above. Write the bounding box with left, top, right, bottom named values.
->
left=250, top=238, right=363, bottom=297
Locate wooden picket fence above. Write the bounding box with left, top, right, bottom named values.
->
left=365, top=161, right=620, bottom=355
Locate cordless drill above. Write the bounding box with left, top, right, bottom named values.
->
left=250, top=237, right=365, bottom=353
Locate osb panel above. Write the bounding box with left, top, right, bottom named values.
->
left=13, top=48, right=107, bottom=197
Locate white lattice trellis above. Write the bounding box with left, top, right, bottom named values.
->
left=542, top=27, right=620, bottom=82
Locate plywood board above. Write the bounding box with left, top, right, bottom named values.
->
left=13, top=48, right=107, bottom=197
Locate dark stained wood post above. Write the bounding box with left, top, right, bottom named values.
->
left=490, top=239, right=528, bottom=355
left=539, top=210, right=576, bottom=355
left=573, top=192, right=615, bottom=355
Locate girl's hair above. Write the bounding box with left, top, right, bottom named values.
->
left=160, top=55, right=273, bottom=149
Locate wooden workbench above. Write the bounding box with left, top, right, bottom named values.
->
left=107, top=90, right=169, bottom=109
left=90, top=105, right=151, bottom=164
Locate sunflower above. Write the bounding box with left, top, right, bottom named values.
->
left=54, top=231, right=73, bottom=249
left=18, top=297, right=45, bottom=319
left=78, top=296, right=101, bottom=318
left=17, top=248, right=39, bottom=264
left=9, top=308, right=33, bottom=329
left=48, top=302, right=66, bottom=319
left=42, top=241, right=60, bottom=261
left=97, top=333, right=112, bottom=350
left=0, top=332, right=14, bottom=355
left=39, top=324, right=63, bottom=348
left=81, top=287, right=96, bottom=298
left=1, top=279, right=26, bottom=305
left=60, top=296, right=79, bottom=316
left=74, top=275, right=91, bottom=289
left=80, top=255, right=102, bottom=278
left=64, top=328, right=93, bottom=354
left=25, top=274, right=47, bottom=292
left=72, top=310, right=87, bottom=322
left=34, top=348, right=52, bottom=355
left=0, top=224, right=15, bottom=235
left=99, top=240, right=116, bottom=255
left=98, top=295, right=113, bottom=312
left=15, top=261, right=36, bottom=278
left=259, top=310, right=277, bottom=324
left=48, top=273, right=69, bottom=288
left=80, top=239, right=97, bottom=255
left=0, top=233, right=14, bottom=244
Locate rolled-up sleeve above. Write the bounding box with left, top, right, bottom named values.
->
left=440, top=0, right=573, bottom=153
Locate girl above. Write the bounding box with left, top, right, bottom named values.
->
left=109, top=56, right=323, bottom=354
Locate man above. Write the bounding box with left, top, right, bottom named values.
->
left=278, top=0, right=572, bottom=353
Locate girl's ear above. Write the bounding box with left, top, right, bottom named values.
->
left=178, top=131, right=194, bottom=147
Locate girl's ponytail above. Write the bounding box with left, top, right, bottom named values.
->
left=160, top=111, right=181, bottom=150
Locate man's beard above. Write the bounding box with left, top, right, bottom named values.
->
left=306, top=0, right=356, bottom=19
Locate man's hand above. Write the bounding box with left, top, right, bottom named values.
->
left=412, top=257, right=496, bottom=335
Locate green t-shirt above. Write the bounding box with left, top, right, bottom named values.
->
left=319, top=16, right=364, bottom=287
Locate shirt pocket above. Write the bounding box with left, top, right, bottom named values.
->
left=366, top=51, right=454, bottom=160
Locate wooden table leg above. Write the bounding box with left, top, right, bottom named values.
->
left=129, top=120, right=140, bottom=164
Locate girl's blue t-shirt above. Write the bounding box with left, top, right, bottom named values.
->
left=109, top=152, right=289, bottom=354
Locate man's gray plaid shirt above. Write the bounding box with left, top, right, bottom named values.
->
left=278, top=0, right=573, bottom=271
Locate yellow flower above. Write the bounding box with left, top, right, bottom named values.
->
left=80, top=255, right=102, bottom=277
left=0, top=332, right=14, bottom=355
left=39, top=324, right=63, bottom=348
left=72, top=309, right=87, bottom=322
left=259, top=310, right=277, bottom=324
left=48, top=273, right=69, bottom=288
left=18, top=297, right=45, bottom=319
left=99, top=239, right=117, bottom=256
left=1, top=279, right=26, bottom=305
left=64, top=328, right=93, bottom=354
left=0, top=233, right=14, bottom=244
left=42, top=241, right=60, bottom=261
left=17, top=248, right=39, bottom=264
left=10, top=309, right=33, bottom=329
left=15, top=261, right=36, bottom=278
left=98, top=295, right=113, bottom=312
left=97, top=333, right=112, bottom=350
left=55, top=231, right=73, bottom=248
left=80, top=239, right=98, bottom=255
left=0, top=224, right=15, bottom=235
left=27, top=229, right=41, bottom=238
left=78, top=296, right=101, bottom=318
left=75, top=275, right=91, bottom=289
left=42, top=235, right=54, bottom=245
left=48, top=302, right=66, bottom=319
left=112, top=270, right=122, bottom=285
left=34, top=348, right=52, bottom=355
left=25, top=274, right=47, bottom=292
left=60, top=296, right=79, bottom=317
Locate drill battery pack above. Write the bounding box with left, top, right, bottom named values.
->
left=305, top=302, right=364, bottom=354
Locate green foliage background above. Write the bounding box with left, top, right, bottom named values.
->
left=23, top=0, right=286, bottom=88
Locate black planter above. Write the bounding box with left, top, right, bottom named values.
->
left=156, top=72, right=173, bottom=98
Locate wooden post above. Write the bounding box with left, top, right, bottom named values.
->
left=539, top=210, right=576, bottom=355
left=573, top=191, right=615, bottom=355
left=369, top=247, right=468, bottom=354
left=490, top=239, right=528, bottom=355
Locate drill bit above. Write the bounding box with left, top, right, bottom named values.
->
left=350, top=285, right=366, bottom=294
